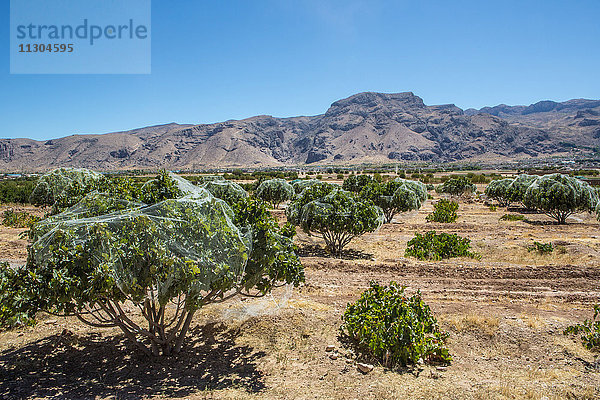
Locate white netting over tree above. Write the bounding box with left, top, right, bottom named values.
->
left=292, top=179, right=322, bottom=194
left=201, top=180, right=249, bottom=206
left=287, top=184, right=383, bottom=255
left=29, top=167, right=107, bottom=213
left=256, top=178, right=295, bottom=208
left=2, top=172, right=304, bottom=356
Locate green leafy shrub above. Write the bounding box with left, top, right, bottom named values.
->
left=524, top=174, right=598, bottom=224
left=500, top=213, right=526, bottom=221
left=342, top=281, right=451, bottom=367
left=564, top=304, right=600, bottom=351
left=0, top=178, right=36, bottom=204
left=488, top=205, right=497, bottom=211
left=405, top=231, right=478, bottom=261
left=426, top=183, right=435, bottom=191
left=255, top=178, right=295, bottom=208
left=426, top=199, right=458, bottom=223
left=527, top=241, right=554, bottom=254
left=1, top=210, right=40, bottom=228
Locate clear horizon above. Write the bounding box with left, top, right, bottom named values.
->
left=2, top=0, right=599, bottom=140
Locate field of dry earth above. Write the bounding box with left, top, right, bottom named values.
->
left=1, top=195, right=599, bottom=400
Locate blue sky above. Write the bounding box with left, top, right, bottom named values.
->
left=2, top=0, right=600, bottom=140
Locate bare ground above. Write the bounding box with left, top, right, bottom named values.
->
left=1, top=200, right=600, bottom=399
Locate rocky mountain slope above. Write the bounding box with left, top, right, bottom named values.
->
left=1, top=92, right=599, bottom=171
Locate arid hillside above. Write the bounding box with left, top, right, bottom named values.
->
left=2, top=92, right=600, bottom=171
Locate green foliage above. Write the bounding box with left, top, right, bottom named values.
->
left=286, top=182, right=337, bottom=225
left=564, top=304, right=600, bottom=351
left=426, top=183, right=435, bottom=191
left=507, top=174, right=538, bottom=205
left=197, top=175, right=225, bottom=183
left=342, top=174, right=374, bottom=193
left=1, top=210, right=40, bottom=228
left=500, top=213, right=526, bottom=221
left=291, top=179, right=321, bottom=194
left=255, top=178, right=295, bottom=208
left=436, top=177, right=476, bottom=196
left=527, top=241, right=554, bottom=254
left=488, top=205, right=497, bottom=212
left=485, top=178, right=514, bottom=207
left=202, top=180, right=248, bottom=207
left=523, top=174, right=598, bottom=224
left=139, top=170, right=184, bottom=205
left=426, top=199, right=458, bottom=223
left=342, top=281, right=451, bottom=367
left=0, top=261, right=35, bottom=327
left=405, top=231, right=478, bottom=261
left=0, top=173, right=304, bottom=356
left=359, top=179, right=427, bottom=223
left=232, top=197, right=304, bottom=294
left=288, top=187, right=383, bottom=254
left=29, top=168, right=108, bottom=214
left=0, top=178, right=36, bottom=204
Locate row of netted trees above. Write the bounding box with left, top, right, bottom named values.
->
left=2, top=168, right=304, bottom=356
left=2, top=168, right=459, bottom=355
left=280, top=175, right=429, bottom=254
left=485, top=173, right=598, bottom=224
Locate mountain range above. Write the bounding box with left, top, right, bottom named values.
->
left=2, top=92, right=600, bottom=171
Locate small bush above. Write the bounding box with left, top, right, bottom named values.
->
left=564, top=304, right=600, bottom=351
left=499, top=213, right=525, bottom=221
left=528, top=241, right=553, bottom=254
left=2, top=210, right=40, bottom=228
left=426, top=199, right=458, bottom=223
left=405, top=231, right=478, bottom=261
left=342, top=281, right=451, bottom=367
left=488, top=205, right=497, bottom=212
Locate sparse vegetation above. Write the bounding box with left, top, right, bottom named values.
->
left=405, top=231, right=478, bottom=261
left=426, top=199, right=459, bottom=223
left=528, top=241, right=554, bottom=254
left=342, top=281, right=451, bottom=367
left=564, top=304, right=600, bottom=351
left=500, top=213, right=526, bottom=221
